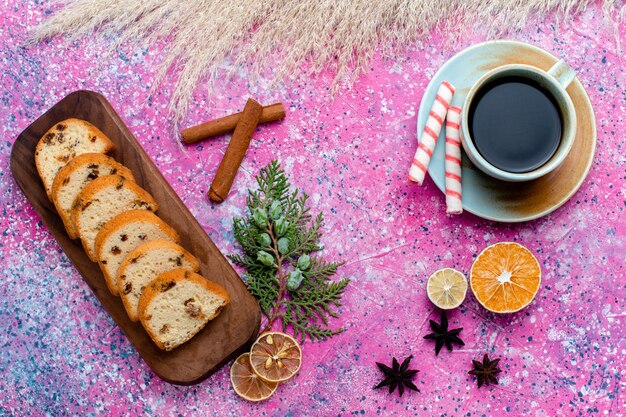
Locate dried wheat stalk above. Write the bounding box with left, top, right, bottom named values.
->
left=29, top=0, right=624, bottom=123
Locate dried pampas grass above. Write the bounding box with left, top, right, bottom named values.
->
left=30, top=0, right=624, bottom=123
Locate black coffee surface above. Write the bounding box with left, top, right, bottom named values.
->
left=468, top=76, right=562, bottom=173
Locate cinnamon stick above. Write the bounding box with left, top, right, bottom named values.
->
left=208, top=98, right=263, bottom=203
left=182, top=102, right=285, bottom=144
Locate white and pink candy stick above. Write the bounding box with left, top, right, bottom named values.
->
left=445, top=106, right=463, bottom=215
left=408, top=81, right=455, bottom=185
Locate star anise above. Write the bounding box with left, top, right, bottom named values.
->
left=468, top=354, right=501, bottom=388
left=423, top=310, right=464, bottom=355
left=374, top=355, right=420, bottom=396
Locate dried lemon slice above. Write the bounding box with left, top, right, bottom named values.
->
left=470, top=242, right=541, bottom=313
left=249, top=332, right=302, bottom=383
left=230, top=353, right=278, bottom=402
left=426, top=268, right=468, bottom=309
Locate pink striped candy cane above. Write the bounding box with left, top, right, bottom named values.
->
left=408, top=81, right=455, bottom=185
left=445, top=106, right=463, bottom=215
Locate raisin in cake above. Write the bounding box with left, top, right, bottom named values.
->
left=138, top=269, right=230, bottom=351
left=71, top=175, right=158, bottom=261
left=35, top=119, right=115, bottom=199
left=51, top=153, right=134, bottom=239
left=94, top=210, right=180, bottom=296
left=118, top=240, right=200, bottom=321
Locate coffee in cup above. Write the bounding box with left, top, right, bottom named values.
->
left=461, top=60, right=577, bottom=182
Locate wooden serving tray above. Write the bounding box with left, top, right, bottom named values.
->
left=10, top=90, right=261, bottom=385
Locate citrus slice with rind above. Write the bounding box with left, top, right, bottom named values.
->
left=426, top=268, right=468, bottom=309
left=470, top=242, right=541, bottom=313
left=230, top=353, right=278, bottom=402
left=249, top=332, right=302, bottom=383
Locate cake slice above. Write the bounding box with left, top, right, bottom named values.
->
left=118, top=240, right=200, bottom=321
left=139, top=269, right=230, bottom=351
left=95, top=210, right=180, bottom=296
left=35, top=118, right=115, bottom=199
left=51, top=153, right=134, bottom=239
left=71, top=175, right=158, bottom=261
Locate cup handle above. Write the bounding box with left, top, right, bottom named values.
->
left=547, top=59, right=576, bottom=89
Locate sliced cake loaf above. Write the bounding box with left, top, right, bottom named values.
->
left=35, top=119, right=115, bottom=199
left=118, top=240, right=200, bottom=321
left=51, top=153, right=134, bottom=239
left=138, top=269, right=230, bottom=351
left=71, top=175, right=158, bottom=262
left=95, top=210, right=180, bottom=296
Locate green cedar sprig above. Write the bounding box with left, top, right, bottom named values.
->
left=229, top=160, right=349, bottom=342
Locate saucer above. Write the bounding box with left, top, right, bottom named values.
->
left=418, top=40, right=597, bottom=222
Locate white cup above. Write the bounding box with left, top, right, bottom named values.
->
left=460, top=60, right=577, bottom=182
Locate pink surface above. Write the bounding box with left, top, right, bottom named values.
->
left=1, top=2, right=625, bottom=416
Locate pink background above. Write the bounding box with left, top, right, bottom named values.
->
left=1, top=2, right=625, bottom=416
